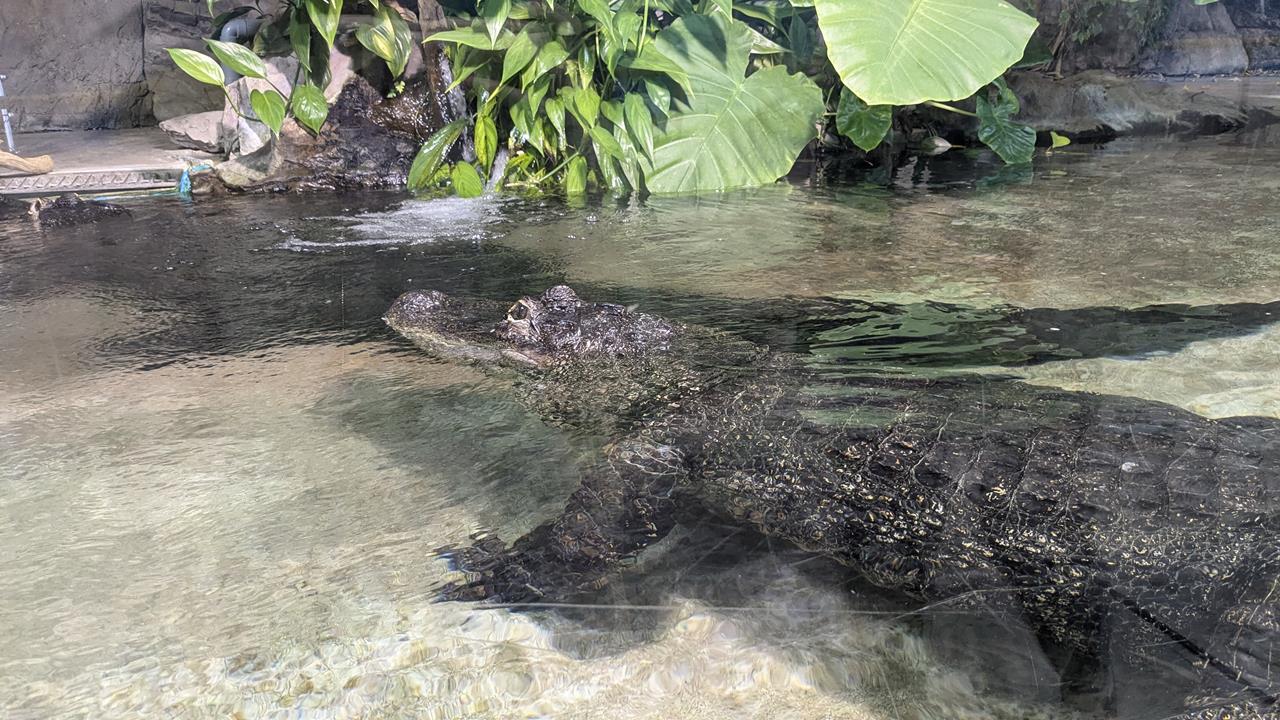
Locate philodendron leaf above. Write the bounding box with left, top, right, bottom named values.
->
left=623, top=93, right=655, bottom=162
left=480, top=0, right=512, bottom=43
left=250, top=89, right=287, bottom=134
left=205, top=39, right=268, bottom=79
left=501, top=28, right=540, bottom=85
left=564, top=155, right=588, bottom=195
left=475, top=113, right=499, bottom=171
left=357, top=5, right=413, bottom=77
left=617, top=45, right=691, bottom=95
left=305, top=0, right=343, bottom=47
left=289, top=10, right=313, bottom=79
left=451, top=161, right=486, bottom=197
left=408, top=118, right=468, bottom=190
left=644, top=14, right=823, bottom=194
left=428, top=24, right=516, bottom=50
left=167, top=48, right=225, bottom=87
left=590, top=125, right=625, bottom=161
left=976, top=94, right=1036, bottom=164
left=835, top=89, right=891, bottom=152
left=520, top=38, right=570, bottom=89
left=291, top=83, right=330, bottom=133
left=815, top=0, right=1037, bottom=105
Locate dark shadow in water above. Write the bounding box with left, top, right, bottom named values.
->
left=4, top=190, right=1278, bottom=379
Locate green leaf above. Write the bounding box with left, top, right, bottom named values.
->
left=501, top=28, right=540, bottom=85
left=748, top=27, right=787, bottom=55
left=590, top=125, right=625, bottom=160
left=643, top=78, right=671, bottom=117
left=305, top=0, right=343, bottom=47
left=480, top=0, right=512, bottom=43
left=545, top=97, right=567, bottom=148
left=408, top=118, right=467, bottom=190
left=356, top=5, right=414, bottom=77
left=519, top=38, right=571, bottom=88
left=428, top=25, right=516, bottom=50
left=579, top=0, right=616, bottom=37
left=475, top=113, right=499, bottom=171
left=835, top=90, right=891, bottom=152
left=289, top=9, right=314, bottom=78
left=600, top=99, right=624, bottom=127
left=291, top=83, right=330, bottom=133
left=617, top=44, right=691, bottom=95
left=574, top=85, right=601, bottom=127
left=204, top=39, right=268, bottom=79
left=564, top=155, right=588, bottom=195
left=249, top=89, right=287, bottom=134
left=166, top=48, right=225, bottom=87
left=1049, top=130, right=1071, bottom=149
left=623, top=92, right=655, bottom=161
left=976, top=94, right=1036, bottom=164
left=814, top=0, right=1038, bottom=105
left=645, top=14, right=823, bottom=193
left=786, top=12, right=811, bottom=66
left=451, top=161, right=486, bottom=197
left=732, top=0, right=794, bottom=29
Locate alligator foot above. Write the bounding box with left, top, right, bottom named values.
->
left=435, top=437, right=685, bottom=605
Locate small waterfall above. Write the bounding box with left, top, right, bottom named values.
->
left=416, top=0, right=474, bottom=161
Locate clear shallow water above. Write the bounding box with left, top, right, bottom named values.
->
left=2, top=131, right=1279, bottom=719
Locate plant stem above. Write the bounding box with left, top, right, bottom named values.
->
left=924, top=100, right=977, bottom=118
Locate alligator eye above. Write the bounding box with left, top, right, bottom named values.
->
left=508, top=302, right=529, bottom=321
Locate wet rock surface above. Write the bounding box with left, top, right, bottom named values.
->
left=1008, top=70, right=1280, bottom=138
left=0, top=195, right=30, bottom=222
left=209, top=77, right=423, bottom=192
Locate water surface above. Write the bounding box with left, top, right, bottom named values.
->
left=3, top=130, right=1279, bottom=719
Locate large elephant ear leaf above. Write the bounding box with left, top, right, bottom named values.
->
left=815, top=0, right=1037, bottom=106
left=644, top=14, right=823, bottom=194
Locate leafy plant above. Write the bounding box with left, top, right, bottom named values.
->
left=170, top=0, right=414, bottom=138
left=644, top=14, right=824, bottom=193
left=814, top=0, right=1039, bottom=106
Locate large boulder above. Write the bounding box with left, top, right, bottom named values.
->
left=160, top=110, right=225, bottom=153
left=1141, top=1, right=1249, bottom=75
left=1006, top=70, right=1273, bottom=137
left=209, top=76, right=421, bottom=192
left=220, top=56, right=299, bottom=157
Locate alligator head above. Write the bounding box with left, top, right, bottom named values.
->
left=384, top=285, right=680, bottom=370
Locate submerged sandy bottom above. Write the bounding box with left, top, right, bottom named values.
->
left=5, top=320, right=1276, bottom=718
left=1002, top=323, right=1280, bottom=419
left=3, top=338, right=1093, bottom=720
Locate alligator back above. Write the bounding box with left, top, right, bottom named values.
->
left=676, top=372, right=1280, bottom=704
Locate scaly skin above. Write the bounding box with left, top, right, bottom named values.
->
left=385, top=285, right=1280, bottom=715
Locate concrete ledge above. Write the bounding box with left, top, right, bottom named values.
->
left=0, top=128, right=220, bottom=196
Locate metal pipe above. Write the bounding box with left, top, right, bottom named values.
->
left=218, top=18, right=264, bottom=83
left=0, top=74, right=15, bottom=153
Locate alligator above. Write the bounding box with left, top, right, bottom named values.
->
left=28, top=193, right=130, bottom=228
left=385, top=285, right=1280, bottom=718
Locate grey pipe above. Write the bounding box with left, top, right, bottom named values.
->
left=218, top=17, right=265, bottom=83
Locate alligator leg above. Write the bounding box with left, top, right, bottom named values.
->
left=440, top=437, right=686, bottom=603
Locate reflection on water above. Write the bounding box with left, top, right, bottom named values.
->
left=2, top=129, right=1279, bottom=719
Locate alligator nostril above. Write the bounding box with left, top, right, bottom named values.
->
left=508, top=302, right=529, bottom=321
